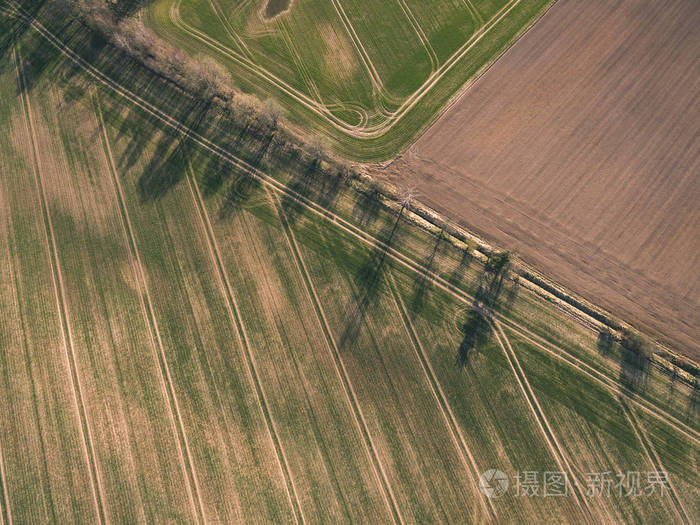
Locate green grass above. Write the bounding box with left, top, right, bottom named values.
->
left=145, top=0, right=554, bottom=160
left=0, top=7, right=697, bottom=523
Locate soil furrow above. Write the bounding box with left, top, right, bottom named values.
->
left=95, top=97, right=206, bottom=525
left=270, top=190, right=404, bottom=525
left=14, top=44, right=107, bottom=525
left=184, top=163, right=305, bottom=525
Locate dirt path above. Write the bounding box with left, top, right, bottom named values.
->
left=394, top=0, right=438, bottom=71
left=270, top=190, right=405, bottom=525
left=164, top=0, right=526, bottom=136
left=491, top=320, right=593, bottom=522
left=620, top=402, right=691, bottom=524
left=328, top=0, right=384, bottom=93
left=387, top=274, right=494, bottom=522
left=14, top=45, right=108, bottom=525
left=394, top=0, right=700, bottom=356
left=18, top=8, right=697, bottom=451
left=461, top=0, right=484, bottom=25
left=184, top=165, right=305, bottom=525
left=0, top=442, right=10, bottom=525
left=95, top=98, right=206, bottom=525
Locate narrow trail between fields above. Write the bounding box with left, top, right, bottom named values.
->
left=14, top=44, right=108, bottom=525
left=387, top=274, right=494, bottom=523
left=621, top=401, right=691, bottom=524
left=8, top=0, right=698, bottom=460
left=491, top=320, right=594, bottom=523
left=95, top=98, right=207, bottom=525
left=184, top=163, right=306, bottom=525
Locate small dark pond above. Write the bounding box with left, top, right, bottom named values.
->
left=264, top=0, right=289, bottom=18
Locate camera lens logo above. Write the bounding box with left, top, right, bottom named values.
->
left=479, top=469, right=509, bottom=498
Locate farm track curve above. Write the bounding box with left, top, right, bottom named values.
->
left=392, top=0, right=438, bottom=72
left=167, top=0, right=525, bottom=136
left=6, top=0, right=698, bottom=477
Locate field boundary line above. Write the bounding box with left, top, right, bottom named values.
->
left=620, top=402, right=691, bottom=524
left=14, top=43, right=108, bottom=525
left=0, top=439, right=10, bottom=525
left=387, top=273, right=494, bottom=522
left=184, top=163, right=305, bottom=525
left=165, top=0, right=524, bottom=136
left=17, top=9, right=698, bottom=447
left=269, top=189, right=405, bottom=525
left=491, top=319, right=593, bottom=523
left=95, top=96, right=207, bottom=525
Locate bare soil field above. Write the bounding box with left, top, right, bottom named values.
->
left=387, top=0, right=700, bottom=358
left=1, top=4, right=698, bottom=522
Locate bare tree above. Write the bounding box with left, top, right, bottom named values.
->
left=257, top=98, right=282, bottom=133
left=306, top=135, right=328, bottom=167
left=399, top=186, right=417, bottom=213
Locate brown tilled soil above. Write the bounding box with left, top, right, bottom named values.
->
left=385, top=0, right=700, bottom=359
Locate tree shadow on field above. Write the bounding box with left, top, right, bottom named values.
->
left=136, top=99, right=212, bottom=202
left=686, top=379, right=699, bottom=423
left=336, top=207, right=405, bottom=353
left=410, top=228, right=443, bottom=313
left=217, top=133, right=275, bottom=219
left=280, top=155, right=341, bottom=229
left=474, top=251, right=512, bottom=310
left=456, top=308, right=490, bottom=369
left=7, top=14, right=88, bottom=97
left=0, top=0, right=49, bottom=64
left=218, top=171, right=263, bottom=219
left=448, top=247, right=473, bottom=286
left=597, top=328, right=614, bottom=356
left=665, top=366, right=679, bottom=403
left=110, top=0, right=157, bottom=20
left=619, top=347, right=650, bottom=395
left=351, top=187, right=382, bottom=228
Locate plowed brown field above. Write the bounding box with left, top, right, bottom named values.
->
left=387, top=0, right=700, bottom=358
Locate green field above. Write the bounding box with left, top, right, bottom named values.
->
left=144, top=0, right=553, bottom=159
left=0, top=3, right=698, bottom=524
